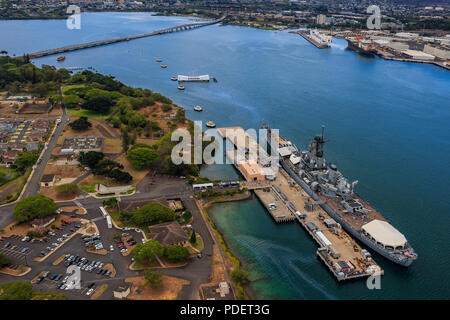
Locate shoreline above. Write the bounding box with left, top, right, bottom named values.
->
left=200, top=191, right=254, bottom=300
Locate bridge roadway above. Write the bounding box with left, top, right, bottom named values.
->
left=23, top=15, right=226, bottom=59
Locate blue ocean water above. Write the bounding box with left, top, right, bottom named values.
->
left=1, top=12, right=449, bottom=299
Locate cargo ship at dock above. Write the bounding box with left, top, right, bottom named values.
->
left=345, top=35, right=377, bottom=56
left=262, top=125, right=417, bottom=267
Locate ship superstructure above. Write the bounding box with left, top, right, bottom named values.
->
left=263, top=125, right=417, bottom=267
left=309, top=29, right=332, bottom=47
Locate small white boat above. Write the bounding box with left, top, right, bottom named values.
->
left=206, top=121, right=216, bottom=128
left=194, top=105, right=203, bottom=112
left=161, top=64, right=167, bottom=68
left=156, top=58, right=162, bottom=62
left=177, top=85, right=185, bottom=90
left=170, top=76, right=178, bottom=81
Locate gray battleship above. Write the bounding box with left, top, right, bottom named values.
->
left=263, top=125, right=417, bottom=267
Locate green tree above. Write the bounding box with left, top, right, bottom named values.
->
left=143, top=268, right=162, bottom=288
left=132, top=202, right=175, bottom=227
left=231, top=268, right=250, bottom=285
left=161, top=104, right=172, bottom=112
left=0, top=281, right=34, bottom=300
left=131, top=240, right=165, bottom=264
left=78, top=151, right=104, bottom=169
left=68, top=116, right=92, bottom=131
left=0, top=253, right=10, bottom=268
left=190, top=230, right=197, bottom=245
left=164, top=245, right=190, bottom=262
left=126, top=147, right=159, bottom=170
left=13, top=194, right=58, bottom=223
left=182, top=210, right=192, bottom=222
left=15, top=151, right=39, bottom=172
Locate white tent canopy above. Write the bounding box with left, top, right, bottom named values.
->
left=362, top=220, right=407, bottom=248
left=278, top=147, right=292, bottom=157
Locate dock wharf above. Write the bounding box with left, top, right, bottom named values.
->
left=216, top=126, right=383, bottom=281
left=289, top=30, right=329, bottom=49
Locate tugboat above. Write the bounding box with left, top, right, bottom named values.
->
left=194, top=105, right=203, bottom=112
left=177, top=84, right=185, bottom=90
left=161, top=64, right=167, bottom=68
left=156, top=58, right=162, bottom=62
left=57, top=56, right=66, bottom=62
left=206, top=121, right=216, bottom=128
left=171, top=76, right=178, bottom=81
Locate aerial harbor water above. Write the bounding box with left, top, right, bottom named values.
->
left=1, top=12, right=449, bottom=299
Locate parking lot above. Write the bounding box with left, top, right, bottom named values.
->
left=0, top=203, right=155, bottom=299
left=0, top=218, right=83, bottom=263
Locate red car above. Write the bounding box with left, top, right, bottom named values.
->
left=55, top=226, right=62, bottom=230
left=115, top=240, right=122, bottom=244
left=118, top=244, right=125, bottom=249
left=70, top=229, right=75, bottom=232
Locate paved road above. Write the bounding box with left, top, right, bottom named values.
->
left=14, top=120, right=30, bottom=144
left=21, top=106, right=69, bottom=198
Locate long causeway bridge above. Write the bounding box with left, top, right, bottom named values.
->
left=23, top=15, right=226, bottom=59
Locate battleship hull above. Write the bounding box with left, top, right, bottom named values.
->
left=278, top=157, right=414, bottom=267
left=346, top=40, right=375, bottom=57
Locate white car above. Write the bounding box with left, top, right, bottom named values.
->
left=21, top=236, right=29, bottom=242
left=86, top=288, right=94, bottom=296
left=120, top=248, right=128, bottom=253
left=52, top=243, right=59, bottom=247
left=109, top=245, right=114, bottom=251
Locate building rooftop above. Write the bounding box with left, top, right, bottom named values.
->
left=148, top=221, right=189, bottom=245
left=41, top=174, right=55, bottom=183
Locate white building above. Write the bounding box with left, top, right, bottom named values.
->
left=402, top=49, right=435, bottom=61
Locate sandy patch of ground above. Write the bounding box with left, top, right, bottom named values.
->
left=31, top=271, right=46, bottom=284
left=210, top=244, right=228, bottom=283
left=103, top=138, right=122, bottom=154
left=91, top=284, right=108, bottom=300
left=115, top=154, right=149, bottom=186
left=43, top=160, right=84, bottom=180
left=52, top=254, right=66, bottom=266
left=125, top=275, right=189, bottom=300
left=60, top=206, right=86, bottom=215
left=0, top=266, right=31, bottom=277
left=86, top=248, right=107, bottom=255
left=39, top=187, right=79, bottom=202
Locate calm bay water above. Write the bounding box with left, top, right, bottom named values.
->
left=1, top=12, right=449, bottom=299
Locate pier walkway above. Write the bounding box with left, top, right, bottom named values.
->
left=21, top=15, right=226, bottom=59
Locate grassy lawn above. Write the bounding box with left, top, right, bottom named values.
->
left=0, top=169, right=20, bottom=187
left=107, top=208, right=150, bottom=239
left=67, top=108, right=112, bottom=120
left=0, top=168, right=32, bottom=205
left=62, top=84, right=86, bottom=95
left=79, top=182, right=97, bottom=193
left=192, top=234, right=204, bottom=251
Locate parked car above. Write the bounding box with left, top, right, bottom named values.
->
left=86, top=288, right=94, bottom=296
left=110, top=245, right=114, bottom=251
